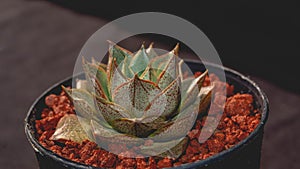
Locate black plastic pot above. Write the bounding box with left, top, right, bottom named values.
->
left=25, top=60, right=269, bottom=169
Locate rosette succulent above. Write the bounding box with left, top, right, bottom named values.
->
left=51, top=41, right=213, bottom=158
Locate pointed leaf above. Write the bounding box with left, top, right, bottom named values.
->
left=157, top=54, right=179, bottom=89
left=198, top=85, right=214, bottom=114
left=151, top=43, right=179, bottom=76
left=82, top=59, right=110, bottom=100
left=50, top=114, right=91, bottom=143
left=178, top=60, right=184, bottom=81
left=146, top=42, right=157, bottom=60
left=91, top=57, right=107, bottom=70
left=130, top=45, right=150, bottom=75
left=118, top=56, right=134, bottom=78
left=112, top=75, right=160, bottom=118
left=108, top=40, right=133, bottom=65
left=139, top=66, right=158, bottom=82
left=180, top=70, right=208, bottom=110
left=110, top=61, right=128, bottom=93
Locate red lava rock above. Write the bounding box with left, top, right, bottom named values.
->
left=207, top=139, right=224, bottom=153
left=35, top=72, right=261, bottom=168
left=157, top=158, right=172, bottom=168
left=225, top=93, right=254, bottom=116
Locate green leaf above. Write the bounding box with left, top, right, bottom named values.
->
left=108, top=40, right=133, bottom=65
left=156, top=53, right=180, bottom=89
left=110, top=60, right=129, bottom=93
left=146, top=42, right=157, bottom=60
left=50, top=114, right=91, bottom=143
left=139, top=66, right=158, bottom=82
left=82, top=58, right=110, bottom=100
left=118, top=56, right=134, bottom=78
left=112, top=74, right=160, bottom=118
left=91, top=57, right=107, bottom=70
left=130, top=45, right=150, bottom=75
left=62, top=87, right=107, bottom=125
left=151, top=43, right=179, bottom=74
left=140, top=137, right=188, bottom=158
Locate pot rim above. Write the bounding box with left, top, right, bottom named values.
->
left=25, top=60, right=269, bottom=169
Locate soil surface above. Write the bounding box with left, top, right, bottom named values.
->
left=35, top=73, right=261, bottom=168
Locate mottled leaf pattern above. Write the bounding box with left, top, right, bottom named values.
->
left=94, top=96, right=132, bottom=123
left=145, top=77, right=180, bottom=119
left=157, top=54, right=179, bottom=89
left=113, top=75, right=160, bottom=118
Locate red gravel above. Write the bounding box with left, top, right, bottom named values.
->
left=35, top=73, right=261, bottom=169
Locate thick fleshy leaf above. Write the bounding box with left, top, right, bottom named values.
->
left=150, top=97, right=199, bottom=141
left=146, top=43, right=157, bottom=60
left=130, top=45, right=150, bottom=75
left=108, top=41, right=134, bottom=78
left=118, top=56, right=134, bottom=78
left=198, top=85, right=214, bottom=114
left=139, top=66, right=158, bottom=82
left=112, top=118, right=155, bottom=137
left=140, top=137, right=188, bottom=158
left=82, top=59, right=110, bottom=100
left=91, top=57, right=107, bottom=70
left=156, top=54, right=180, bottom=89
left=91, top=120, right=142, bottom=146
left=110, top=61, right=128, bottom=93
left=112, top=74, right=160, bottom=118
left=144, top=77, right=180, bottom=119
left=50, top=114, right=91, bottom=143
left=108, top=40, right=133, bottom=65
left=149, top=54, right=170, bottom=74
left=95, top=95, right=133, bottom=123
left=180, top=70, right=208, bottom=110
left=62, top=87, right=107, bottom=124
left=150, top=43, right=179, bottom=77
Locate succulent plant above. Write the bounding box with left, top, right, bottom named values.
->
left=51, top=41, right=213, bottom=158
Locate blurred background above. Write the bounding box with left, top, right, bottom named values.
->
left=0, top=0, right=299, bottom=168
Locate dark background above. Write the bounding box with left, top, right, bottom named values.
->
left=0, top=0, right=299, bottom=168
